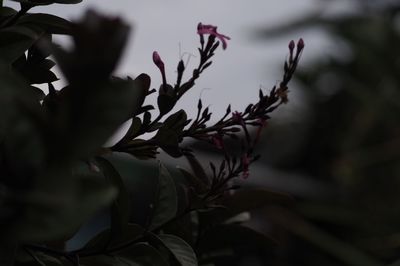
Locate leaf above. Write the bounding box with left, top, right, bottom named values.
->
left=116, top=243, right=169, bottom=266
left=159, top=234, right=198, bottom=266
left=95, top=157, right=130, bottom=233
left=153, top=110, right=187, bottom=157
left=10, top=0, right=82, bottom=5
left=0, top=7, right=17, bottom=20
left=25, top=252, right=63, bottom=266
left=149, top=163, right=178, bottom=230
left=17, top=13, right=72, bottom=34
left=268, top=206, right=382, bottom=266
left=80, top=255, right=138, bottom=266
left=114, top=117, right=142, bottom=148
left=177, top=167, right=207, bottom=194
left=197, top=224, right=275, bottom=254
left=184, top=153, right=210, bottom=186
left=11, top=173, right=117, bottom=242
left=157, top=94, right=176, bottom=115
left=51, top=78, right=146, bottom=159
left=0, top=242, right=17, bottom=266
left=82, top=224, right=145, bottom=255
left=0, top=26, right=42, bottom=64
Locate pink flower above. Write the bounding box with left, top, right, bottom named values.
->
left=297, top=38, right=305, bottom=50
left=152, top=51, right=166, bottom=85
left=197, top=23, right=231, bottom=50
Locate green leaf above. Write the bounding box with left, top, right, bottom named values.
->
left=12, top=173, right=117, bottom=242
left=17, top=13, right=72, bottom=34
left=51, top=78, right=146, bottom=159
left=177, top=167, right=207, bottom=194
left=96, top=157, right=130, bottom=229
left=159, top=234, right=198, bottom=266
left=198, top=225, right=275, bottom=254
left=10, top=0, right=82, bottom=5
left=82, top=223, right=145, bottom=254
left=25, top=252, right=63, bottom=266
left=184, top=153, right=210, bottom=186
left=116, top=243, right=169, bottom=266
left=157, top=94, right=176, bottom=115
left=0, top=26, right=42, bottom=64
left=80, top=255, right=137, bottom=266
left=150, top=163, right=178, bottom=230
left=0, top=7, right=17, bottom=20
left=0, top=242, right=17, bottom=266
left=153, top=110, right=187, bottom=157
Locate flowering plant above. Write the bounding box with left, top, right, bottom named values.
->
left=0, top=1, right=303, bottom=265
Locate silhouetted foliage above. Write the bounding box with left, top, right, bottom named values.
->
left=0, top=1, right=303, bottom=265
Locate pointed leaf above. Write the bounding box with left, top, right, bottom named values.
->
left=150, top=163, right=178, bottom=230
left=159, top=234, right=198, bottom=266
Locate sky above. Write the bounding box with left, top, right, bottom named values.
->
left=5, top=0, right=328, bottom=122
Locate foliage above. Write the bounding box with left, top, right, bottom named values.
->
left=248, top=1, right=400, bottom=265
left=0, top=1, right=303, bottom=265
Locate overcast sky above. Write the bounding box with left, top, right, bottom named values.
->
left=7, top=0, right=329, bottom=121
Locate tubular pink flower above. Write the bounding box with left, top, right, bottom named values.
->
left=197, top=22, right=231, bottom=50
left=152, top=51, right=166, bottom=85
left=297, top=38, right=305, bottom=50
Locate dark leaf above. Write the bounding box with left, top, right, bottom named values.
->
left=82, top=224, right=145, bottom=254
left=159, top=234, right=198, bottom=266
left=0, top=26, right=42, bottom=64
left=10, top=0, right=82, bottom=5
left=96, top=157, right=130, bottom=233
left=157, top=94, right=176, bottom=115
left=116, top=243, right=169, bottom=266
left=17, top=13, right=72, bottom=34
left=150, top=163, right=178, bottom=230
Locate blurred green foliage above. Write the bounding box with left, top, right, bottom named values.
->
left=248, top=1, right=400, bottom=265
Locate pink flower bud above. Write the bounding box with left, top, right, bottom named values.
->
left=297, top=38, right=305, bottom=50
left=288, top=40, right=295, bottom=51
left=152, top=51, right=166, bottom=85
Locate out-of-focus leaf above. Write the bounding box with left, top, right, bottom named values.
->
left=52, top=78, right=146, bottom=159
left=23, top=252, right=63, bottom=266
left=149, top=163, right=178, bottom=230
left=159, top=234, right=198, bottom=266
left=11, top=173, right=117, bottom=242
left=177, top=167, right=207, bottom=194
left=82, top=223, right=144, bottom=255
left=153, top=110, right=187, bottom=157
left=0, top=7, right=17, bottom=23
left=10, top=0, right=82, bottom=5
left=184, top=153, right=210, bottom=186
left=0, top=242, right=16, bottom=266
left=96, top=157, right=130, bottom=232
left=17, top=13, right=72, bottom=34
left=0, top=26, right=42, bottom=64
left=267, top=206, right=382, bottom=266
left=198, top=224, right=275, bottom=255
left=116, top=243, right=169, bottom=266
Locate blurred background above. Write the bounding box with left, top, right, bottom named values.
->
left=6, top=0, right=400, bottom=265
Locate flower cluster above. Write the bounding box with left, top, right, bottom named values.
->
left=115, top=23, right=304, bottom=207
